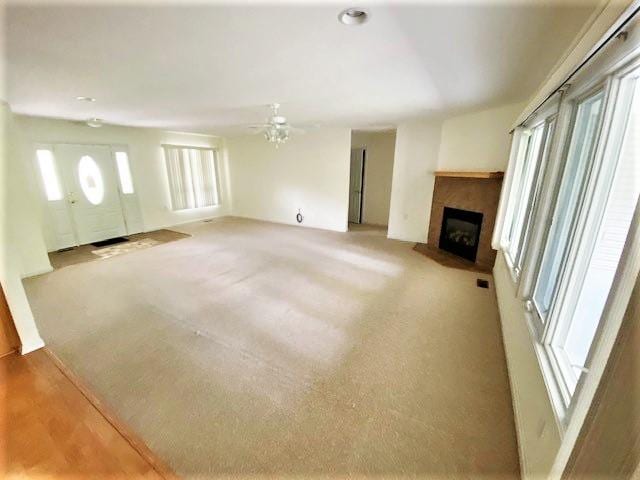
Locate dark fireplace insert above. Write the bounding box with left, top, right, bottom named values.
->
left=439, top=207, right=483, bottom=262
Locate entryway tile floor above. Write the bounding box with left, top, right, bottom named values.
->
left=47, top=229, right=190, bottom=270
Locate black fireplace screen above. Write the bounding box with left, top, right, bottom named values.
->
left=439, top=207, right=483, bottom=262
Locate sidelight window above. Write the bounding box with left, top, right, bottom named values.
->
left=115, top=151, right=134, bottom=194
left=36, top=149, right=63, bottom=201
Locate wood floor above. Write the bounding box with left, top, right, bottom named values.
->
left=0, top=285, right=20, bottom=358
left=1, top=349, right=175, bottom=479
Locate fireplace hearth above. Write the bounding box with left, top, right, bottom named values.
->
left=439, top=207, right=483, bottom=262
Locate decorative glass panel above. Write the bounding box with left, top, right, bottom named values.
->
left=78, top=155, right=105, bottom=205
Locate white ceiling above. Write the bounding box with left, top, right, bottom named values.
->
left=7, top=1, right=597, bottom=135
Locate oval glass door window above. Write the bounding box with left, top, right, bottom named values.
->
left=78, top=155, right=105, bottom=205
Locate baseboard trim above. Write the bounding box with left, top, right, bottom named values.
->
left=21, top=266, right=54, bottom=279
left=20, top=337, right=45, bottom=355
left=0, top=348, right=18, bottom=359
left=146, top=212, right=230, bottom=233
left=494, top=253, right=528, bottom=479
left=230, top=214, right=348, bottom=233
left=387, top=233, right=427, bottom=243
left=43, top=348, right=179, bottom=480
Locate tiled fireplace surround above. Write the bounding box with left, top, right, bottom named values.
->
left=421, top=172, right=503, bottom=272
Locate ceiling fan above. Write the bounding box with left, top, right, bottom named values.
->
left=247, top=103, right=305, bottom=147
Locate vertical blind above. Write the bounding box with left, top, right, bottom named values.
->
left=163, top=146, right=219, bottom=210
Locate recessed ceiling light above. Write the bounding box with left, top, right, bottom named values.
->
left=338, top=8, right=369, bottom=25
left=86, top=118, right=103, bottom=128
left=76, top=96, right=96, bottom=102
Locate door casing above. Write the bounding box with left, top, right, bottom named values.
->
left=348, top=148, right=366, bottom=224
left=35, top=143, right=142, bottom=250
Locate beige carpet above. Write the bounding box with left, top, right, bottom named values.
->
left=24, top=217, right=519, bottom=479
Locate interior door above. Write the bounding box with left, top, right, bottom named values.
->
left=56, top=144, right=127, bottom=245
left=348, top=148, right=365, bottom=223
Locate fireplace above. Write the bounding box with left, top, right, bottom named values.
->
left=439, top=207, right=483, bottom=262
left=416, top=172, right=502, bottom=272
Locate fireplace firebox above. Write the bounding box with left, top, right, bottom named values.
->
left=439, top=207, right=483, bottom=262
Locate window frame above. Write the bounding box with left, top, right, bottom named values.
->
left=496, top=18, right=640, bottom=435
left=113, top=149, right=135, bottom=195
left=541, top=85, right=612, bottom=401
left=499, top=129, right=530, bottom=260
left=530, top=83, right=609, bottom=334
left=506, top=115, right=557, bottom=279
left=511, top=116, right=556, bottom=273
left=544, top=61, right=640, bottom=418
left=500, top=99, right=561, bottom=285
left=526, top=78, right=619, bottom=422
left=162, top=144, right=221, bottom=211
left=501, top=127, right=532, bottom=271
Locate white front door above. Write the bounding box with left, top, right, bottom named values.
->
left=348, top=148, right=365, bottom=224
left=55, top=144, right=127, bottom=245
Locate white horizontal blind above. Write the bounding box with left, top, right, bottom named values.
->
left=163, top=146, right=219, bottom=211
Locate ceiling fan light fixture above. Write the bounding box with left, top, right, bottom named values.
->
left=264, top=124, right=289, bottom=148
left=338, top=8, right=369, bottom=25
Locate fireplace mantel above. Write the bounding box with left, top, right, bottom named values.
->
left=434, top=171, right=504, bottom=179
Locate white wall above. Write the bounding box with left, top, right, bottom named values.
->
left=514, top=0, right=635, bottom=128
left=438, top=102, right=525, bottom=171
left=12, top=115, right=232, bottom=276
left=0, top=105, right=45, bottom=353
left=351, top=130, right=396, bottom=226
left=1, top=7, right=45, bottom=353
left=494, top=252, right=562, bottom=478
left=226, top=128, right=351, bottom=232
left=387, top=102, right=521, bottom=243
left=387, top=119, right=442, bottom=243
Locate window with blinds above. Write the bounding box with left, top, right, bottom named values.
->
left=163, top=146, right=220, bottom=211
